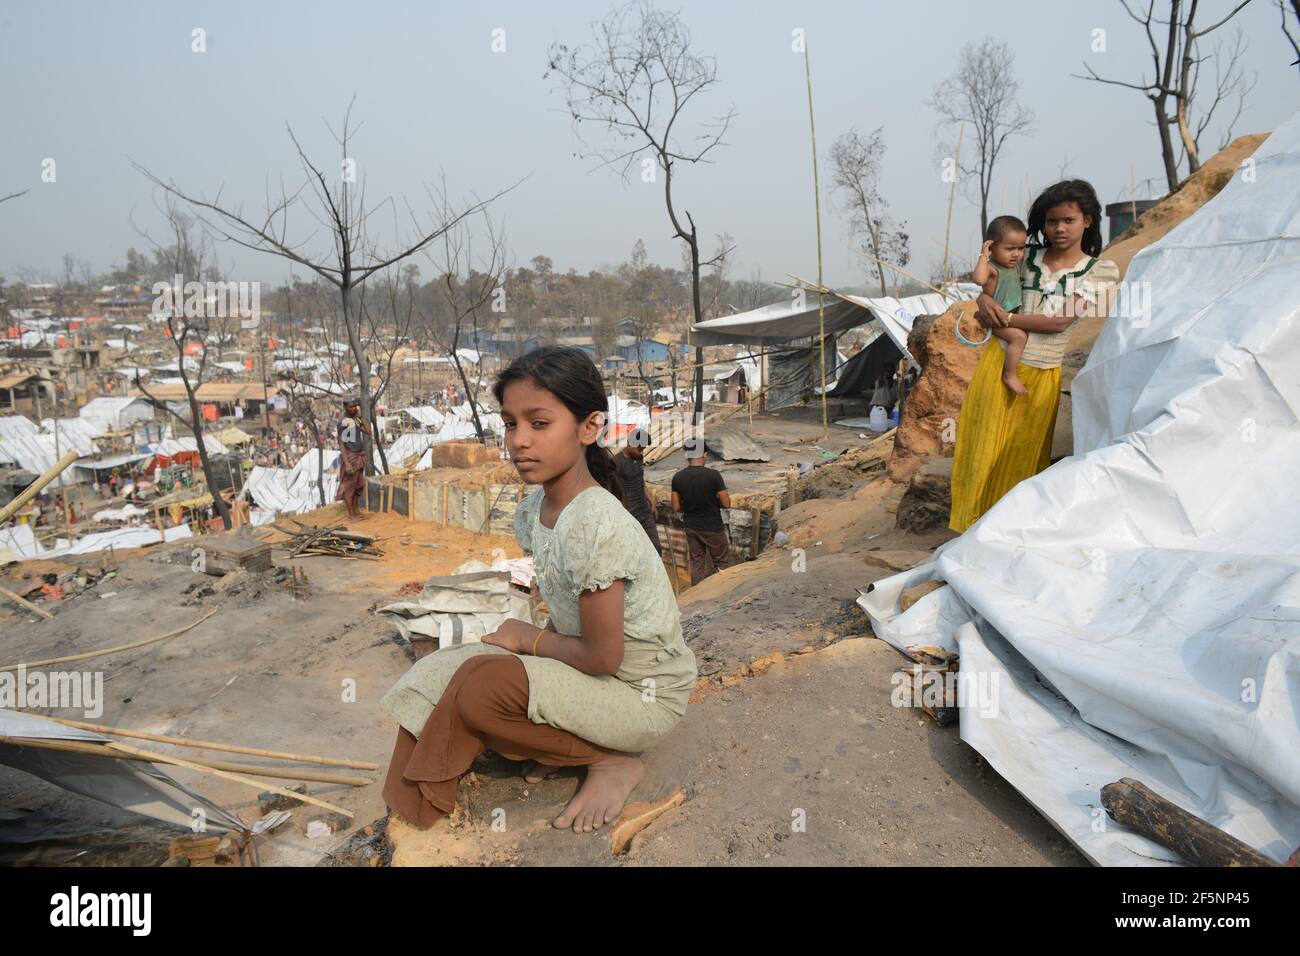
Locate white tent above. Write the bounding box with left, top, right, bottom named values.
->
left=41, top=417, right=102, bottom=453
left=403, top=406, right=446, bottom=430
left=0, top=416, right=86, bottom=486
left=690, top=285, right=979, bottom=365
left=861, top=115, right=1300, bottom=866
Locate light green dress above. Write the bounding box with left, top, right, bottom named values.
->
left=381, top=485, right=696, bottom=754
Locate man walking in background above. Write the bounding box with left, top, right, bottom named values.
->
left=671, top=444, right=732, bottom=586
left=616, top=427, right=661, bottom=554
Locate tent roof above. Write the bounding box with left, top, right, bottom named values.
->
left=690, top=297, right=868, bottom=347
left=691, top=285, right=980, bottom=361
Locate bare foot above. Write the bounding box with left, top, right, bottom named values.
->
left=520, top=759, right=560, bottom=784
left=552, top=755, right=644, bottom=833
left=1002, top=370, right=1028, bottom=395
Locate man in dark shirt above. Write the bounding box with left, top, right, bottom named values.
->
left=615, top=428, right=661, bottom=554
left=670, top=450, right=732, bottom=586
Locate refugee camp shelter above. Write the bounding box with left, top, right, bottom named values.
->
left=691, top=287, right=976, bottom=408
left=79, top=395, right=154, bottom=431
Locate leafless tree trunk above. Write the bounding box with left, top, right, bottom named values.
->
left=828, top=127, right=911, bottom=296
left=547, top=0, right=735, bottom=416
left=422, top=196, right=507, bottom=443
left=359, top=266, right=424, bottom=470
left=132, top=201, right=232, bottom=529
left=1281, top=1, right=1300, bottom=75
left=930, top=37, right=1034, bottom=236
left=1075, top=1, right=1254, bottom=191
left=132, top=98, right=519, bottom=478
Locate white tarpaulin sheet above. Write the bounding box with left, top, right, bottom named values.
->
left=0, top=709, right=243, bottom=834
left=607, top=396, right=650, bottom=428
left=243, top=449, right=340, bottom=514
left=93, top=503, right=150, bottom=523
left=384, top=433, right=439, bottom=466
left=0, top=523, right=193, bottom=562
left=403, top=406, right=446, bottom=430
left=837, top=286, right=980, bottom=369
left=859, top=116, right=1300, bottom=866
left=691, top=296, right=867, bottom=346
left=0, top=416, right=86, bottom=487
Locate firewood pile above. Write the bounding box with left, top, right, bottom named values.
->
left=269, top=520, right=383, bottom=560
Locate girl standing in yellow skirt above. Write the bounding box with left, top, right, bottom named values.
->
left=949, top=181, right=1120, bottom=533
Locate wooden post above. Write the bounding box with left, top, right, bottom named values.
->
left=1101, top=777, right=1279, bottom=867
left=786, top=469, right=798, bottom=509
left=407, top=472, right=414, bottom=522
left=750, top=505, right=761, bottom=558
left=0, top=584, right=54, bottom=620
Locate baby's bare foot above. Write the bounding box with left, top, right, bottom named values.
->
left=1002, top=370, right=1028, bottom=395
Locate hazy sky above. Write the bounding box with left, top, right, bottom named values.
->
left=3, top=0, right=1297, bottom=293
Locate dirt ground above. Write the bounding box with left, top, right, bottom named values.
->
left=1, top=440, right=1084, bottom=867
left=643, top=401, right=883, bottom=496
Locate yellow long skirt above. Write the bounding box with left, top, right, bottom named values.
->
left=948, top=342, right=1061, bottom=533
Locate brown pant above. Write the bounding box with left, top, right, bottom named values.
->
left=685, top=527, right=732, bottom=586
left=382, top=654, right=616, bottom=829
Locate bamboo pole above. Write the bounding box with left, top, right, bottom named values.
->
left=0, top=450, right=79, bottom=525
left=106, top=739, right=354, bottom=817
left=0, top=584, right=54, bottom=620
left=0, top=607, right=218, bottom=672
left=31, top=714, right=378, bottom=770
left=941, top=122, right=965, bottom=287
left=802, top=34, right=829, bottom=441
left=3, top=736, right=357, bottom=815
left=1, top=736, right=371, bottom=786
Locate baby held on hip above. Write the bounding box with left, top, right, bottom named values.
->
left=972, top=215, right=1030, bottom=396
